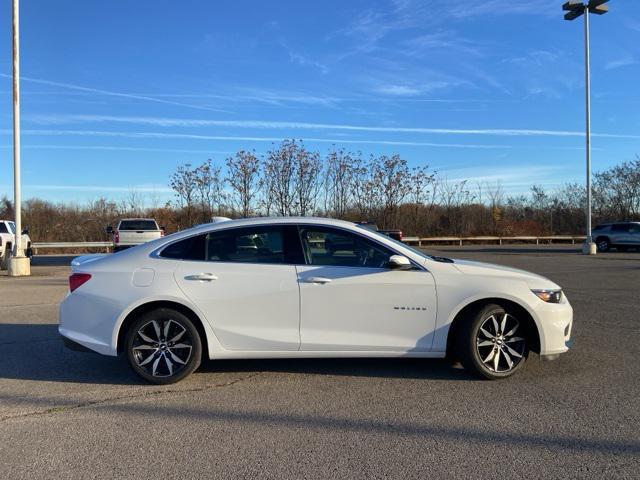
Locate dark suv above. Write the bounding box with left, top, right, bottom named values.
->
left=592, top=222, right=640, bottom=252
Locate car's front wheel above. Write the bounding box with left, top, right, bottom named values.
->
left=456, top=304, right=529, bottom=380
left=125, top=308, right=202, bottom=384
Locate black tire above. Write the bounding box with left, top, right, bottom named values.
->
left=596, top=237, right=610, bottom=252
left=125, top=308, right=202, bottom=384
left=455, top=303, right=529, bottom=380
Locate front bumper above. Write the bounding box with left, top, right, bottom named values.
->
left=533, top=295, right=573, bottom=357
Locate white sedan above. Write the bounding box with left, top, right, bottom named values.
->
left=59, top=217, right=573, bottom=384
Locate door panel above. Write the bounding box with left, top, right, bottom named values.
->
left=175, top=262, right=300, bottom=351
left=296, top=267, right=437, bottom=352
left=610, top=224, right=631, bottom=245
left=167, top=225, right=304, bottom=352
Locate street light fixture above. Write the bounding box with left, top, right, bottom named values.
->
left=562, top=0, right=609, bottom=255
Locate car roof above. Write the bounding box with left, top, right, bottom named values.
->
left=171, top=216, right=357, bottom=235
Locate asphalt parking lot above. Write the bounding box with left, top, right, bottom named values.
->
left=0, top=246, right=638, bottom=479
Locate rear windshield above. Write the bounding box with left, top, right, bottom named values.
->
left=118, top=220, right=158, bottom=231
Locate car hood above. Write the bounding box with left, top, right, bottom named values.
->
left=451, top=259, right=560, bottom=290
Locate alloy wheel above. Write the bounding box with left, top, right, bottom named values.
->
left=476, top=313, right=526, bottom=373
left=131, top=319, right=193, bottom=377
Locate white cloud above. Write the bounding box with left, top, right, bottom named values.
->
left=0, top=74, right=231, bottom=113
left=0, top=144, right=232, bottom=155
left=23, top=115, right=640, bottom=139
left=287, top=51, right=329, bottom=74
left=604, top=57, right=636, bottom=70
left=4, top=128, right=511, bottom=149
left=374, top=85, right=424, bottom=96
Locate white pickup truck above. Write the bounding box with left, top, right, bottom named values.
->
left=107, top=218, right=164, bottom=252
left=0, top=220, right=32, bottom=265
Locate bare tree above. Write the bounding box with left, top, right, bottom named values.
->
left=263, top=140, right=297, bottom=216
left=226, top=151, right=261, bottom=218
left=486, top=181, right=504, bottom=234
left=351, top=155, right=377, bottom=221
left=293, top=142, right=322, bottom=216
left=122, top=188, right=144, bottom=217
left=169, top=164, right=198, bottom=227
left=372, top=154, right=411, bottom=228
left=325, top=149, right=356, bottom=218
left=408, top=164, right=436, bottom=235
left=195, top=159, right=225, bottom=221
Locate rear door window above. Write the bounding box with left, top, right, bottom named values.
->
left=205, top=225, right=303, bottom=264
left=160, top=225, right=304, bottom=264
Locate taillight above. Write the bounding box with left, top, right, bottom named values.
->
left=114, top=231, right=120, bottom=243
left=69, top=273, right=92, bottom=292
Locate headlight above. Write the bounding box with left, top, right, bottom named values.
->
left=531, top=289, right=563, bottom=303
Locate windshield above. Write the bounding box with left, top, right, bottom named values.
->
left=118, top=220, right=158, bottom=231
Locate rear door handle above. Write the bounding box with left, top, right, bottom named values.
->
left=303, top=276, right=332, bottom=284
left=184, top=273, right=218, bottom=282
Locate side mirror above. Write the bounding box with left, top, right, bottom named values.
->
left=387, top=254, right=412, bottom=270
left=21, top=228, right=29, bottom=235
left=105, top=225, right=114, bottom=234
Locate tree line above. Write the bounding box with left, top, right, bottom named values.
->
left=0, top=139, right=638, bottom=242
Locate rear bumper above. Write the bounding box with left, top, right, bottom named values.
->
left=59, top=292, right=121, bottom=356
left=61, top=334, right=98, bottom=353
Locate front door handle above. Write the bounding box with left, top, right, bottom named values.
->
left=303, top=276, right=332, bottom=284
left=184, top=273, right=218, bottom=282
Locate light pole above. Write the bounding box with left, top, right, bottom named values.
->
left=9, top=0, right=30, bottom=276
left=562, top=0, right=609, bottom=255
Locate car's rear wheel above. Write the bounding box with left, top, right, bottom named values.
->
left=456, top=304, right=529, bottom=380
left=596, top=237, right=610, bottom=252
left=125, top=308, right=202, bottom=384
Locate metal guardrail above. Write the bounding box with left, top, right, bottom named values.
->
left=402, top=235, right=587, bottom=246
left=32, top=242, right=112, bottom=254
left=32, top=235, right=587, bottom=254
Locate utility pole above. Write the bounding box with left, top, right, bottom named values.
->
left=9, top=0, right=30, bottom=276
left=562, top=0, right=609, bottom=255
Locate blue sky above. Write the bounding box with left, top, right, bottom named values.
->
left=0, top=0, right=639, bottom=204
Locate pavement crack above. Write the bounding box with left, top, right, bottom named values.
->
left=0, top=371, right=263, bottom=423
